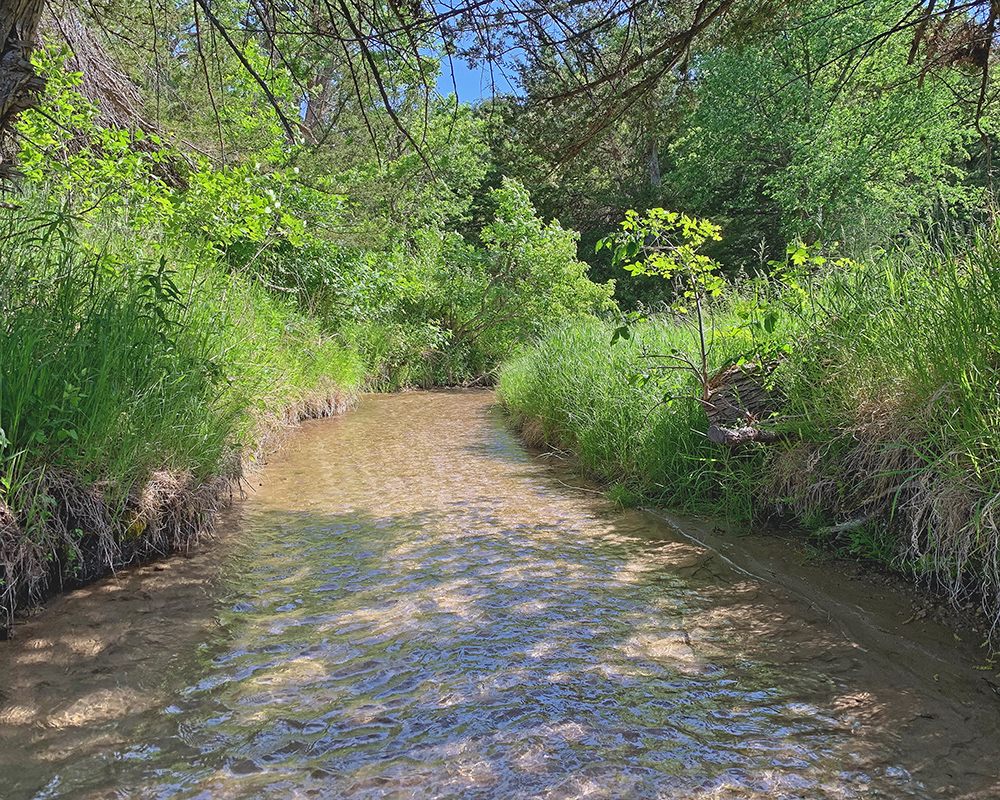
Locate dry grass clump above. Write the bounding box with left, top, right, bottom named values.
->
left=799, top=437, right=925, bottom=524
left=766, top=394, right=1000, bottom=630
left=518, top=416, right=547, bottom=449
left=768, top=401, right=931, bottom=527
left=123, top=469, right=233, bottom=555
left=291, top=390, right=354, bottom=423
left=766, top=440, right=839, bottom=520
left=0, top=500, right=47, bottom=639
left=0, top=500, right=16, bottom=533
left=244, top=386, right=356, bottom=471
left=0, top=468, right=236, bottom=637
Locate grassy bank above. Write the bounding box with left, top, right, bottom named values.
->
left=0, top=110, right=612, bottom=634
left=499, top=230, right=1000, bottom=638
left=0, top=205, right=365, bottom=635
left=499, top=318, right=761, bottom=516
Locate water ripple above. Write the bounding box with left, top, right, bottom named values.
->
left=2, top=391, right=996, bottom=799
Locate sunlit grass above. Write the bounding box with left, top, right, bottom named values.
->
left=0, top=201, right=366, bottom=628
left=501, top=228, right=1000, bottom=634
left=498, top=315, right=762, bottom=519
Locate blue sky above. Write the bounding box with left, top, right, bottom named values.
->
left=434, top=56, right=522, bottom=104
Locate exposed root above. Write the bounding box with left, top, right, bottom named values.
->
left=0, top=498, right=46, bottom=639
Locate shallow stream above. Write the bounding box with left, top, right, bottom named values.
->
left=1, top=390, right=999, bottom=799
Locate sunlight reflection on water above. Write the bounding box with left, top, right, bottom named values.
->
left=1, top=390, right=997, bottom=799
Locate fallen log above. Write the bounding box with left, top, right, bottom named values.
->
left=702, top=361, right=786, bottom=447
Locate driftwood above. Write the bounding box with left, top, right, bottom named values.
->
left=701, top=361, right=786, bottom=447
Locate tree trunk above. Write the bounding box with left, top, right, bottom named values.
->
left=646, top=139, right=661, bottom=187
left=0, top=0, right=46, bottom=180
left=702, top=361, right=787, bottom=448
left=304, top=61, right=337, bottom=135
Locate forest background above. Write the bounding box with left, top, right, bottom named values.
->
left=3, top=0, right=1000, bottom=639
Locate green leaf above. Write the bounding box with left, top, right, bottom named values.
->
left=610, top=325, right=631, bottom=345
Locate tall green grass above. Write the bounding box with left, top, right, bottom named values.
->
left=500, top=229, right=1000, bottom=635
left=499, top=315, right=764, bottom=519
left=0, top=207, right=364, bottom=491
left=0, top=203, right=365, bottom=630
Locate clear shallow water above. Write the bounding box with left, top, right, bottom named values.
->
left=1, top=390, right=999, bottom=799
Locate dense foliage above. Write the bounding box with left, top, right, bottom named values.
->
left=488, top=1, right=996, bottom=306
left=5, top=0, right=1000, bottom=635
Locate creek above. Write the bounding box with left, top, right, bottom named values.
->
left=1, top=389, right=998, bottom=799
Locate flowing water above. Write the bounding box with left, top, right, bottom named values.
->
left=1, top=390, right=999, bottom=799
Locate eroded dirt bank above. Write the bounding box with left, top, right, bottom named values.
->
left=0, top=390, right=998, bottom=799
left=0, top=392, right=352, bottom=639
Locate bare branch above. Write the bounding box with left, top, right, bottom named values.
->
left=192, top=0, right=298, bottom=143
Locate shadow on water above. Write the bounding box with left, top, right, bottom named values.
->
left=1, top=390, right=999, bottom=799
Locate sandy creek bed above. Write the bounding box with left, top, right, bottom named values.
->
left=1, top=390, right=998, bottom=799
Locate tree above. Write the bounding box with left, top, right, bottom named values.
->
left=479, top=0, right=997, bottom=294
left=5, top=1, right=999, bottom=196
left=0, top=0, right=784, bottom=177
left=667, top=0, right=978, bottom=259
left=434, top=177, right=615, bottom=356
left=0, top=0, right=46, bottom=179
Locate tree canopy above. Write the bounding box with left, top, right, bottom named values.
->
left=4, top=1, right=1000, bottom=181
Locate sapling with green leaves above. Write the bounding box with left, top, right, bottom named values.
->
left=599, top=209, right=790, bottom=445
left=598, top=208, right=725, bottom=406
